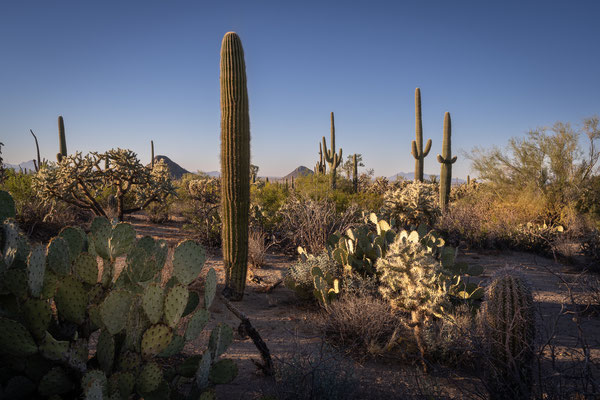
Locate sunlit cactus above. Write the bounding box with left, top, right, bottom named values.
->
left=322, top=112, right=342, bottom=189
left=437, top=112, right=457, bottom=211
left=411, top=88, right=432, bottom=182
left=220, top=31, right=251, bottom=301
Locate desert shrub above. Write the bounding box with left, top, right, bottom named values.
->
left=285, top=252, right=341, bottom=300
left=181, top=176, right=222, bottom=247
left=507, top=222, right=564, bottom=256
left=33, top=149, right=175, bottom=221
left=250, top=181, right=289, bottom=232
left=318, top=293, right=406, bottom=356
left=381, top=181, right=440, bottom=228
left=266, top=343, right=359, bottom=400
left=423, top=304, right=477, bottom=367
left=278, top=193, right=359, bottom=254
left=248, top=227, right=273, bottom=269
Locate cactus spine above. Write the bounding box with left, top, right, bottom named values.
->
left=220, top=32, right=250, bottom=301
left=437, top=112, right=456, bottom=211
left=322, top=112, right=342, bottom=189
left=151, top=140, right=155, bottom=169
left=352, top=153, right=358, bottom=193
left=57, top=116, right=67, bottom=162
left=480, top=269, right=535, bottom=400
left=411, top=88, right=432, bottom=182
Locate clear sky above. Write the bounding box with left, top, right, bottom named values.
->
left=1, top=0, right=599, bottom=178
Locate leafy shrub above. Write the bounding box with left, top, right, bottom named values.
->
left=381, top=181, right=440, bottom=228
left=508, top=222, right=564, bottom=256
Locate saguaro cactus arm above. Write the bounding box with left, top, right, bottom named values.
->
left=30, top=129, right=41, bottom=172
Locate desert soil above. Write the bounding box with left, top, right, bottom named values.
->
left=125, top=213, right=600, bottom=399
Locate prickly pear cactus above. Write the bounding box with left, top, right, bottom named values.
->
left=0, top=191, right=237, bottom=399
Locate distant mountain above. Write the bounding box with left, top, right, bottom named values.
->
left=5, top=160, right=36, bottom=173
left=388, top=171, right=465, bottom=184
left=281, top=166, right=314, bottom=181
left=154, top=155, right=190, bottom=179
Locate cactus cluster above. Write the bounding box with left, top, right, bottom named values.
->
left=411, top=88, right=432, bottom=182
left=322, top=112, right=343, bottom=189
left=437, top=112, right=457, bottom=211
left=381, top=180, right=440, bottom=228
left=220, top=31, right=251, bottom=301
left=328, top=213, right=396, bottom=277
left=0, top=190, right=237, bottom=399
left=479, top=269, right=535, bottom=400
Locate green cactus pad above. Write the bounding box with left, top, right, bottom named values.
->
left=183, top=290, right=200, bottom=317
left=174, top=355, right=202, bottom=377
left=4, top=268, right=28, bottom=299
left=54, top=275, right=87, bottom=324
left=81, top=370, right=108, bottom=398
left=0, top=190, right=16, bottom=223
left=59, top=226, right=87, bottom=263
left=198, top=388, right=217, bottom=400
left=87, top=283, right=104, bottom=304
left=157, top=334, right=185, bottom=358
left=117, top=351, right=141, bottom=372
left=126, top=237, right=158, bottom=283
left=47, top=236, right=71, bottom=276
left=108, top=371, right=135, bottom=400
left=185, top=309, right=210, bottom=341
left=195, top=351, right=212, bottom=390
left=67, top=338, right=88, bottom=373
left=204, top=267, right=217, bottom=309
left=3, top=375, right=36, bottom=399
left=2, top=220, right=19, bottom=267
left=27, top=244, right=46, bottom=297
left=97, top=329, right=115, bottom=374
left=41, top=269, right=60, bottom=299
left=90, top=217, right=112, bottom=259
left=142, top=283, right=164, bottom=324
left=172, top=240, right=206, bottom=286
left=141, top=324, right=173, bottom=358
left=209, top=358, right=238, bottom=384
left=73, top=252, right=99, bottom=285
left=141, top=379, right=171, bottom=400
left=124, top=298, right=151, bottom=352
left=208, top=323, right=234, bottom=360
left=108, top=223, right=136, bottom=260
left=0, top=317, right=38, bottom=356
left=88, top=304, right=103, bottom=331
left=38, top=366, right=73, bottom=396
left=136, top=362, right=162, bottom=394
left=39, top=331, right=70, bottom=361
left=164, top=284, right=189, bottom=328
left=100, top=289, right=134, bottom=335
left=23, top=298, right=52, bottom=340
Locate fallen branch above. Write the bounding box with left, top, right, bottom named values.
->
left=218, top=293, right=274, bottom=376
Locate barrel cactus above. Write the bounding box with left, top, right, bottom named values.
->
left=479, top=268, right=535, bottom=400
left=220, top=31, right=251, bottom=301
left=0, top=190, right=237, bottom=399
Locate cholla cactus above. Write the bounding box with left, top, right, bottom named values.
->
left=376, top=229, right=448, bottom=371
left=0, top=191, right=237, bottom=399
left=479, top=268, right=535, bottom=400
left=32, top=149, right=176, bottom=221
left=381, top=181, right=440, bottom=228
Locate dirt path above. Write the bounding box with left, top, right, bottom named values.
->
left=126, top=215, right=600, bottom=399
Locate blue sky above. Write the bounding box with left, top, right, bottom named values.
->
left=1, top=0, right=599, bottom=178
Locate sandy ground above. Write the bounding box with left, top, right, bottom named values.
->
left=123, top=213, right=600, bottom=399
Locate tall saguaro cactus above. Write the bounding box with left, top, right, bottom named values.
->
left=151, top=140, right=155, bottom=169
left=57, top=115, right=67, bottom=162
left=314, top=142, right=326, bottom=175
left=437, top=112, right=457, bottom=211
left=352, top=153, right=358, bottom=193
left=322, top=112, right=342, bottom=189
left=220, top=32, right=251, bottom=301
left=411, top=88, right=432, bottom=182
